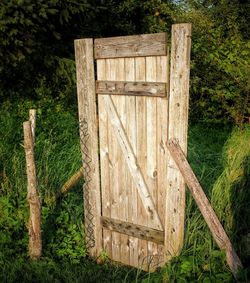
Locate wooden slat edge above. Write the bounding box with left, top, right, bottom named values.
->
left=96, top=81, right=167, bottom=97
left=101, top=216, right=164, bottom=245
left=94, top=33, right=167, bottom=59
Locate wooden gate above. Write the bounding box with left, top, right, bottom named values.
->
left=75, top=23, right=191, bottom=271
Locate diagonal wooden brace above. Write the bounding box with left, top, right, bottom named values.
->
left=167, top=139, right=242, bottom=278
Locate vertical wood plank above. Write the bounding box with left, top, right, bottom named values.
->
left=135, top=57, right=148, bottom=269
left=145, top=56, right=158, bottom=269
left=74, top=39, right=102, bottom=257
left=116, top=58, right=130, bottom=265
left=156, top=55, right=169, bottom=266
left=164, top=23, right=192, bottom=261
left=125, top=57, right=138, bottom=267
left=106, top=58, right=121, bottom=262
left=97, top=59, right=112, bottom=257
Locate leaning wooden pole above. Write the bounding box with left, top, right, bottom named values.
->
left=167, top=139, right=242, bottom=278
left=59, top=167, right=83, bottom=196
left=23, top=119, right=42, bottom=260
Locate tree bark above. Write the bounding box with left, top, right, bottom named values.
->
left=23, top=120, right=41, bottom=260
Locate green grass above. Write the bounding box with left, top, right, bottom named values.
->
left=0, top=98, right=249, bottom=282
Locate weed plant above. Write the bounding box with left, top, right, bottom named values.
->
left=0, top=98, right=249, bottom=282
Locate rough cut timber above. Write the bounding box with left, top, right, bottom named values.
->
left=101, top=216, right=164, bottom=245
left=164, top=23, right=191, bottom=261
left=167, top=139, right=243, bottom=279
left=96, top=81, right=167, bottom=97
left=94, top=33, right=167, bottom=59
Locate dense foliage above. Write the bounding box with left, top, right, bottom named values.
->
left=1, top=0, right=249, bottom=124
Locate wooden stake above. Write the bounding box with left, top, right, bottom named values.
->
left=59, top=168, right=83, bottom=196
left=29, top=109, right=36, bottom=143
left=23, top=121, right=42, bottom=260
left=167, top=139, right=243, bottom=278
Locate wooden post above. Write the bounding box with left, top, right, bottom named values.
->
left=23, top=120, right=42, bottom=260
left=29, top=109, right=36, bottom=143
left=167, top=139, right=243, bottom=278
left=74, top=38, right=102, bottom=257
left=164, top=23, right=192, bottom=260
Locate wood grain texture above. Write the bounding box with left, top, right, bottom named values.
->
left=164, top=23, right=191, bottom=261
left=106, top=58, right=121, bottom=263
left=29, top=109, right=36, bottom=143
left=103, top=95, right=163, bottom=231
left=124, top=57, right=139, bottom=268
left=23, top=121, right=41, bottom=260
left=145, top=56, right=159, bottom=269
left=94, top=28, right=190, bottom=272
left=96, top=81, right=167, bottom=97
left=94, top=33, right=167, bottom=59
left=135, top=57, right=149, bottom=270
left=74, top=39, right=102, bottom=257
left=116, top=58, right=130, bottom=265
left=101, top=217, right=164, bottom=245
left=167, top=139, right=242, bottom=278
left=156, top=55, right=169, bottom=266
left=97, top=59, right=112, bottom=257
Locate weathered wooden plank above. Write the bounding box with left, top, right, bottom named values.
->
left=74, top=39, right=102, bottom=257
left=94, top=33, right=167, bottom=59
left=135, top=57, right=148, bottom=269
left=164, top=23, right=191, bottom=261
left=103, top=94, right=163, bottom=231
left=167, top=139, right=243, bottom=278
left=156, top=55, right=169, bottom=266
left=101, top=217, right=164, bottom=245
left=115, top=58, right=130, bottom=265
left=125, top=57, right=139, bottom=268
left=97, top=59, right=112, bottom=257
left=106, top=58, right=121, bottom=263
left=145, top=56, right=159, bottom=269
left=96, top=81, right=167, bottom=97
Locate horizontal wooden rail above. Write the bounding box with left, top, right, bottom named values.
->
left=96, top=81, right=167, bottom=97
left=94, top=33, right=167, bottom=59
left=167, top=139, right=242, bottom=278
left=101, top=216, right=164, bottom=245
